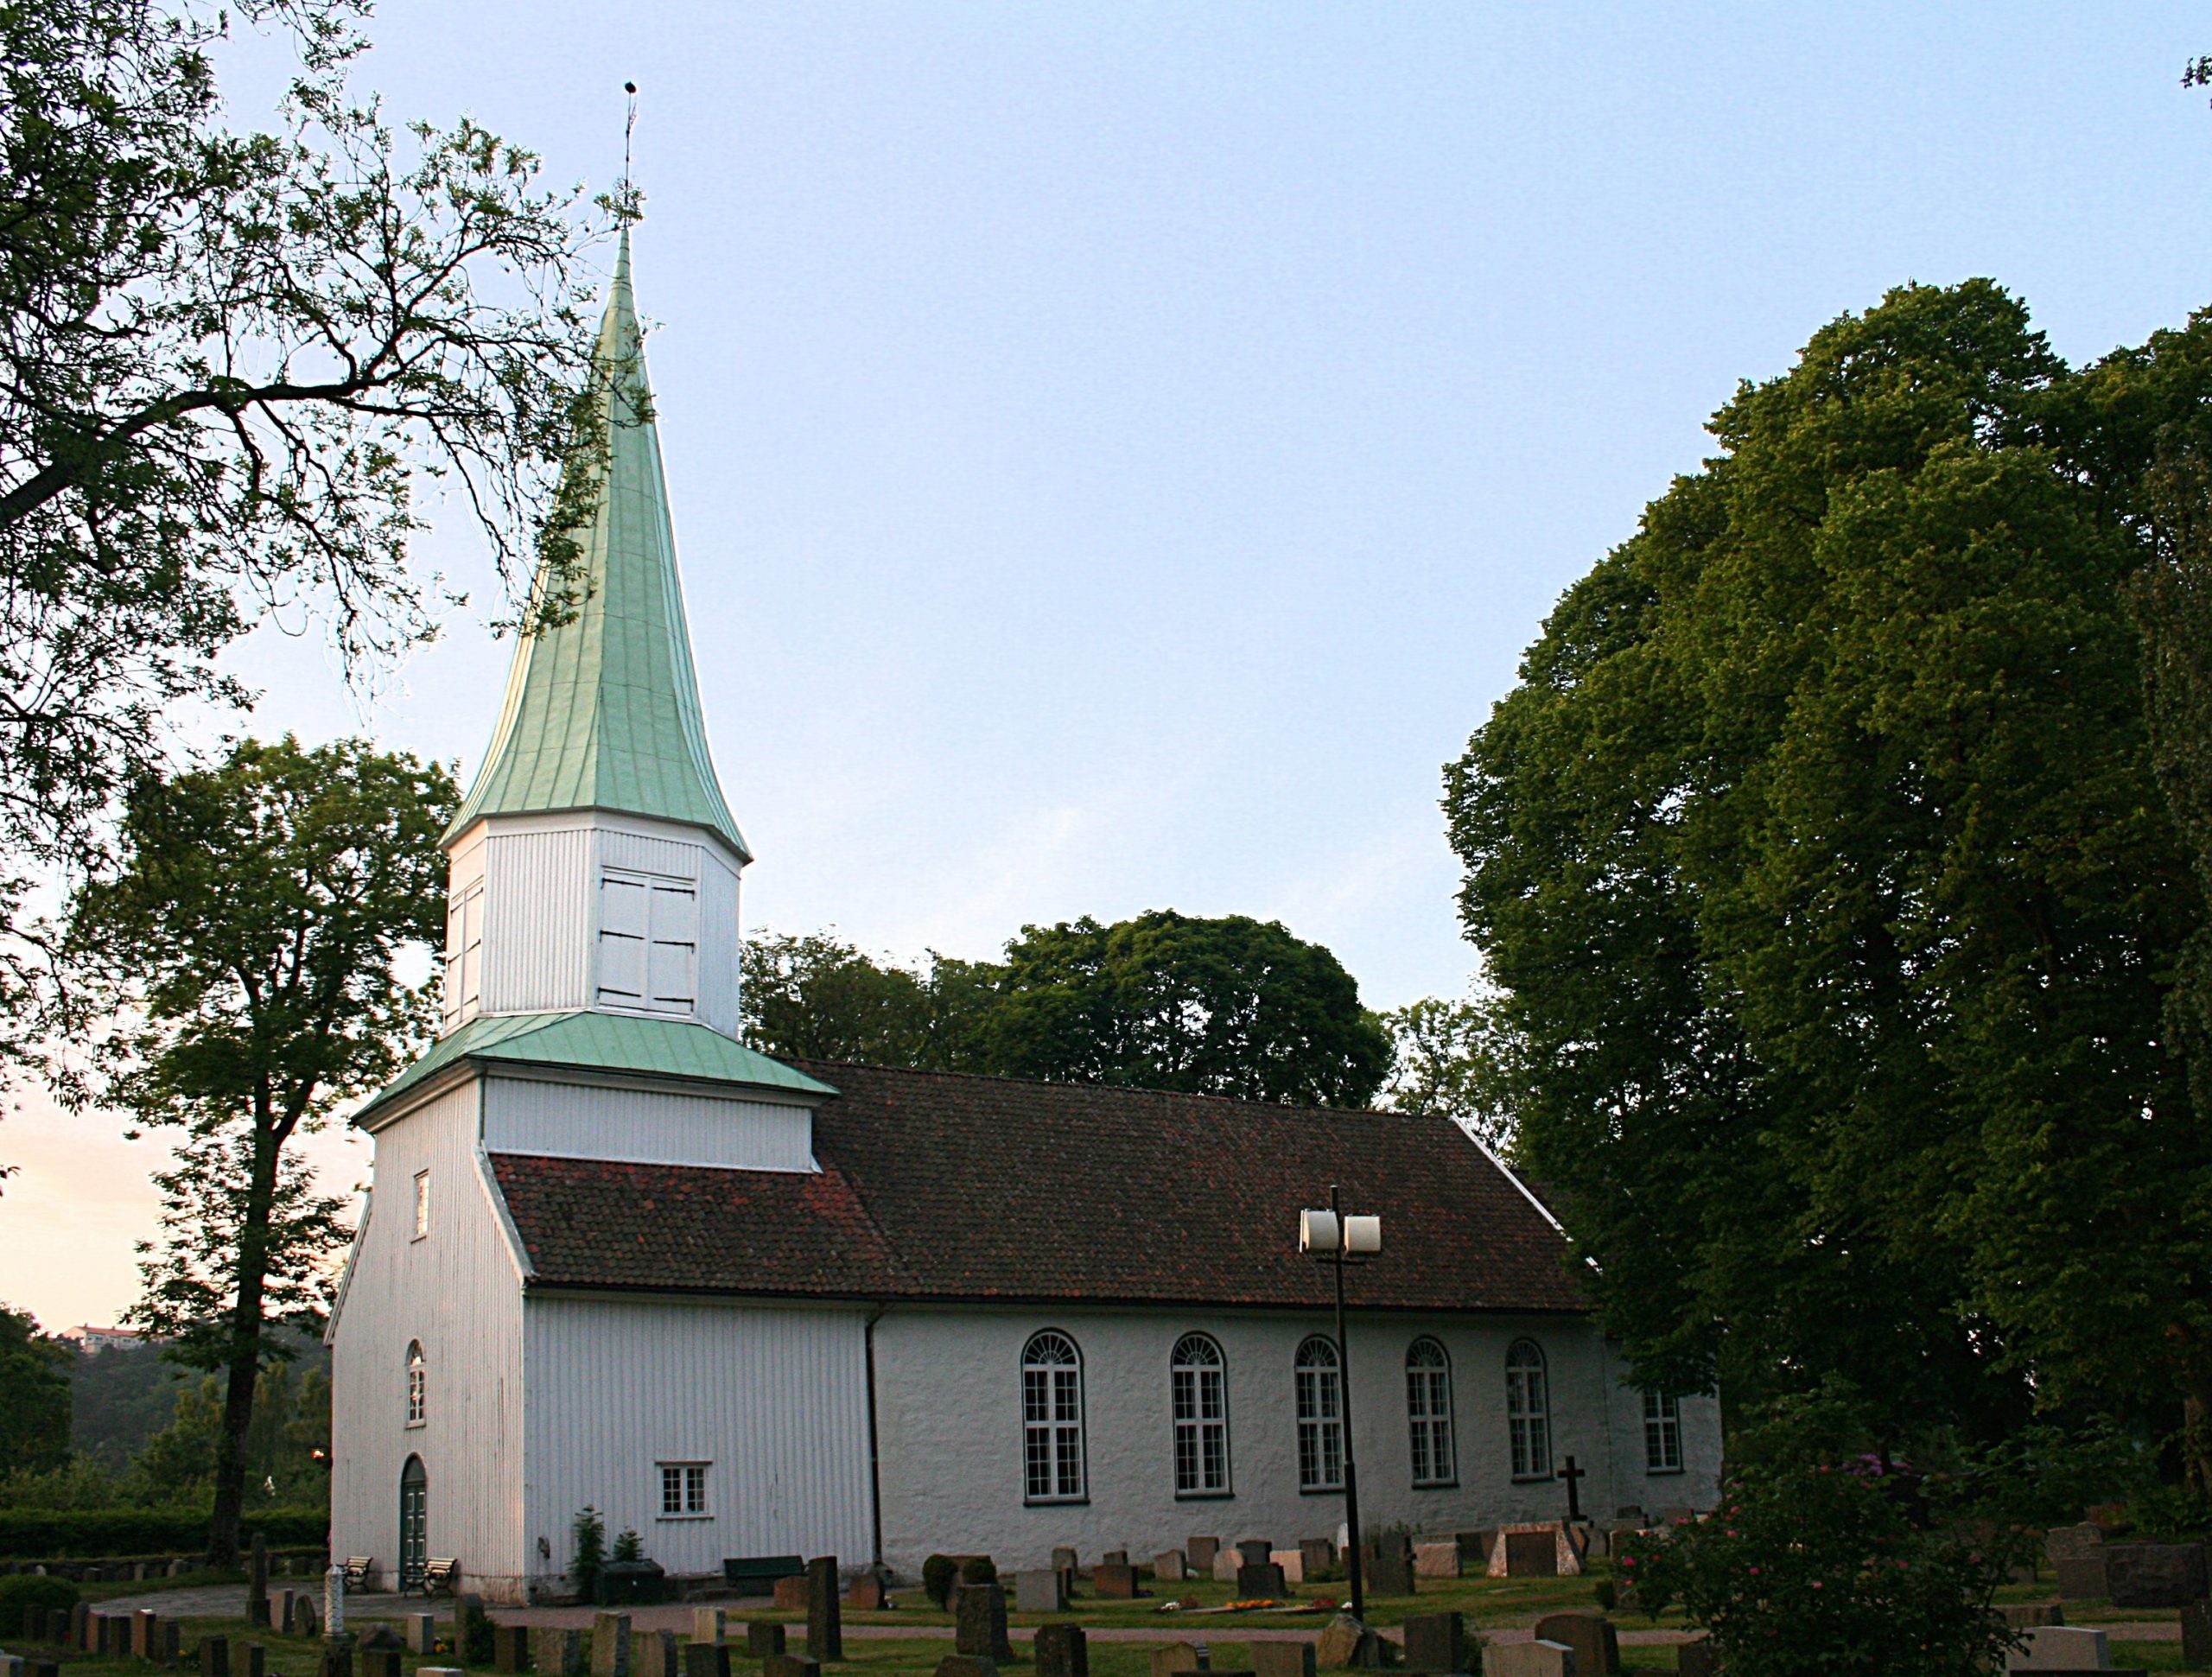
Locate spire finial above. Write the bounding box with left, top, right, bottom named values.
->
left=622, top=81, right=638, bottom=192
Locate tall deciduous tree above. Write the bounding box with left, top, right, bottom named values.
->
left=982, top=910, right=1392, bottom=1107
left=0, top=1305, right=72, bottom=1476
left=1446, top=280, right=2212, bottom=1471
left=0, top=0, right=605, bottom=1065
left=61, top=735, right=452, bottom=1562
left=740, top=929, right=995, bottom=1070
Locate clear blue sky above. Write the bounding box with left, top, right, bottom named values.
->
left=220, top=2, right=2212, bottom=1010
left=15, top=2, right=2212, bottom=1332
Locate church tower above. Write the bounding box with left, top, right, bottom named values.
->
left=439, top=230, right=750, bottom=1040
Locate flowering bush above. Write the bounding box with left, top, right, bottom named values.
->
left=1618, top=1458, right=2022, bottom=1677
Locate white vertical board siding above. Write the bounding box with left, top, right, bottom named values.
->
left=872, top=1308, right=1708, bottom=1576
left=482, top=826, right=594, bottom=1014
left=482, top=1074, right=815, bottom=1172
left=696, top=852, right=741, bottom=1037
left=523, top=1297, right=874, bottom=1586
left=1599, top=1339, right=1724, bottom=1512
left=328, top=1080, right=531, bottom=1599
left=600, top=829, right=703, bottom=881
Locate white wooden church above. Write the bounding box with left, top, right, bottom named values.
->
left=324, top=236, right=1720, bottom=1603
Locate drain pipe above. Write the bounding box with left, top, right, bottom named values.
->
left=864, top=1303, right=887, bottom=1571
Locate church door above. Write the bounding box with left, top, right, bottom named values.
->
left=398, top=1456, right=428, bottom=1591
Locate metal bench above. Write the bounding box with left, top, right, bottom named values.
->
left=421, top=1557, right=461, bottom=1597
left=341, top=1557, right=373, bottom=1591
left=721, top=1554, right=805, bottom=1591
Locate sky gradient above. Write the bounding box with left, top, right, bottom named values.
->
left=7, top=2, right=2212, bottom=1332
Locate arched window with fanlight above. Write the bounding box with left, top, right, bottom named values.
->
left=1021, top=1331, right=1085, bottom=1502
left=1505, top=1338, right=1550, bottom=1479
left=405, top=1341, right=426, bottom=1427
left=1294, top=1336, right=1344, bottom=1491
left=1171, top=1333, right=1230, bottom=1496
left=1405, top=1337, right=1455, bottom=1486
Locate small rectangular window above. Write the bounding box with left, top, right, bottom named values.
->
left=600, top=869, right=698, bottom=1015
left=412, top=1172, right=429, bottom=1241
left=658, top=1461, right=709, bottom=1516
left=1644, top=1391, right=1683, bottom=1474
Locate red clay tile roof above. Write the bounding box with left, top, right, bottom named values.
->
left=488, top=1060, right=1585, bottom=1315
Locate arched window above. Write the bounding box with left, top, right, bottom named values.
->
left=1505, top=1338, right=1550, bottom=1479
left=1171, top=1333, right=1230, bottom=1496
left=1021, top=1331, right=1085, bottom=1502
left=1405, top=1337, right=1455, bottom=1486
left=405, top=1341, right=426, bottom=1427
left=1294, top=1336, right=1344, bottom=1491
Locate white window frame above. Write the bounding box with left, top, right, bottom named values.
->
left=1021, top=1331, right=1087, bottom=1503
left=1643, top=1390, right=1683, bottom=1474
left=1171, top=1332, right=1230, bottom=1497
left=412, top=1171, right=429, bottom=1242
left=1294, top=1335, right=1344, bottom=1492
left=443, top=880, right=485, bottom=1026
left=1506, top=1338, right=1552, bottom=1481
left=597, top=867, right=700, bottom=1017
left=658, top=1461, right=710, bottom=1518
left=405, top=1341, right=425, bottom=1428
left=1406, top=1336, right=1457, bottom=1488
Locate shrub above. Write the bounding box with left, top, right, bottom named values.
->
left=957, top=1555, right=996, bottom=1587
left=1591, top=1578, right=1616, bottom=1611
left=1618, top=1459, right=2024, bottom=1677
left=922, top=1553, right=957, bottom=1609
left=611, top=1528, right=643, bottom=1564
left=0, top=1574, right=80, bottom=1636
left=569, top=1508, right=607, bottom=1600
left=0, top=1509, right=323, bottom=1559
left=460, top=1594, right=495, bottom=1664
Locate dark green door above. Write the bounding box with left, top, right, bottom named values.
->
left=398, top=1456, right=427, bottom=1592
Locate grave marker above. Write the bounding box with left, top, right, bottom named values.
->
left=1299, top=1540, right=1334, bottom=1579
left=1481, top=1643, right=1570, bottom=1677
left=493, top=1624, right=533, bottom=1672
left=1091, top=1563, right=1138, bottom=1600
left=690, top=1612, right=725, bottom=1647
left=848, top=1572, right=888, bottom=1611
left=761, top=1656, right=820, bottom=1677
left=955, top=1584, right=1013, bottom=1661
left=1503, top=1532, right=1557, bottom=1579
left=1033, top=1624, right=1088, bottom=1677
left=198, top=1637, right=229, bottom=1677
left=1236, top=1563, right=1287, bottom=1598
left=1400, top=1611, right=1467, bottom=1674
left=1154, top=1551, right=1186, bottom=1583
left=591, top=1615, right=632, bottom=1677
left=1236, top=1540, right=1273, bottom=1568
left=1186, top=1539, right=1221, bottom=1572
left=1149, top=1644, right=1200, bottom=1677
left=248, top=1536, right=271, bottom=1629
left=1251, top=1645, right=1315, bottom=1677
left=537, top=1633, right=584, bottom=1677
left=1365, top=1551, right=1414, bottom=1597
left=772, top=1579, right=810, bottom=1611
left=407, top=1615, right=438, bottom=1656
left=745, top=1624, right=786, bottom=1660
left=2105, top=1543, right=2208, bottom=1607
left=1052, top=1547, right=1079, bottom=1574
left=805, top=1556, right=843, bottom=1661
left=1211, top=1551, right=1241, bottom=1585
left=1014, top=1571, right=1067, bottom=1614
left=931, top=1661, right=994, bottom=1677
left=636, top=1630, right=680, bottom=1677
left=1676, top=1645, right=1719, bottom=1677
left=2008, top=1625, right=2111, bottom=1669
left=682, top=1647, right=729, bottom=1677
left=360, top=1652, right=402, bottom=1677
left=1532, top=1611, right=1618, bottom=1676
left=1413, top=1542, right=1459, bottom=1580
left=2183, top=1601, right=2212, bottom=1667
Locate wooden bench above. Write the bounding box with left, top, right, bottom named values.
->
left=721, top=1554, right=805, bottom=1592
left=421, top=1557, right=461, bottom=1597
left=341, top=1557, right=373, bottom=1591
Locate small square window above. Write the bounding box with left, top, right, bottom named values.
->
left=412, top=1172, right=430, bottom=1242
left=658, top=1462, right=709, bottom=1517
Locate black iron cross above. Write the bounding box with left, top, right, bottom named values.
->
left=1556, top=1453, right=1586, bottom=1521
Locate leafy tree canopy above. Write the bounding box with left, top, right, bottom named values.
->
left=0, top=1306, right=71, bottom=1477
left=1446, top=279, right=2212, bottom=1468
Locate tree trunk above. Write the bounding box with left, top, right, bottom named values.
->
left=207, top=1113, right=279, bottom=1569
left=2184, top=1376, right=2212, bottom=1505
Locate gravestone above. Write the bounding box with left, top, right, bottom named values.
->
left=1211, top=1552, right=1242, bottom=1585
left=954, top=1585, right=1012, bottom=1661
left=2184, top=1601, right=2212, bottom=1667
left=1532, top=1612, right=1618, bottom=1676
left=70, top=1605, right=90, bottom=1650
left=1482, top=1644, right=1570, bottom=1677
left=745, top=1624, right=786, bottom=1660
left=1015, top=1571, right=1067, bottom=1614
left=2, top=1656, right=22, bottom=1677
left=1236, top=1563, right=1287, bottom=1598
left=1154, top=1551, right=1186, bottom=1583
left=316, top=1636, right=352, bottom=1677
left=682, top=1647, right=728, bottom=1677
left=1270, top=1550, right=1306, bottom=1585
left=535, top=1629, right=584, bottom=1677
left=2048, top=1524, right=2109, bottom=1601
left=631, top=1631, right=679, bottom=1677
left=1103, top=1551, right=1128, bottom=1567
left=198, top=1637, right=229, bottom=1677
left=804, top=1556, right=843, bottom=1661
left=593, top=1614, right=632, bottom=1677
left=761, top=1658, right=820, bottom=1677
left=1413, top=1543, right=1459, bottom=1580
left=1503, top=1532, right=1558, bottom=1579
left=1676, top=1644, right=1720, bottom=1677
left=931, top=1661, right=995, bottom=1677
left=29, top=1663, right=61, bottom=1677
left=1091, top=1563, right=1138, bottom=1600
left=1300, top=1540, right=1335, bottom=1578
left=1315, top=1616, right=1379, bottom=1670
left=1400, top=1611, right=1467, bottom=1674
left=1236, top=1540, right=1273, bottom=1568
left=773, top=1578, right=810, bottom=1611
left=2105, top=1542, right=2208, bottom=1607
left=419, top=1668, right=465, bottom=1677
left=1251, top=1644, right=1315, bottom=1677
left=133, top=1609, right=158, bottom=1657
left=279, top=1594, right=296, bottom=1636
left=848, top=1572, right=888, bottom=1611
left=1186, top=1539, right=1221, bottom=1572
left=359, top=1652, right=401, bottom=1677
left=1033, top=1624, right=1088, bottom=1677
left=249, top=1536, right=271, bottom=1628
left=1375, top=1532, right=1411, bottom=1559
left=2009, top=1625, right=2110, bottom=1669
left=493, top=1624, right=533, bottom=1672
left=1052, top=1547, right=1079, bottom=1574
left=1999, top=1603, right=2067, bottom=1629
left=690, top=1612, right=725, bottom=1647
left=1365, top=1552, right=1415, bottom=1597
left=1149, top=1644, right=1200, bottom=1677
left=408, top=1615, right=439, bottom=1656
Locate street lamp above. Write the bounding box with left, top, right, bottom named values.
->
left=1300, top=1184, right=1382, bottom=1621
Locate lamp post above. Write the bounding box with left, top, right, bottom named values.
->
left=1300, top=1184, right=1382, bottom=1621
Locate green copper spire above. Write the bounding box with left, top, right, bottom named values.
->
left=445, top=231, right=749, bottom=861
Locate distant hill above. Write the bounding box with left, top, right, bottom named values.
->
left=70, top=1332, right=330, bottom=1470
